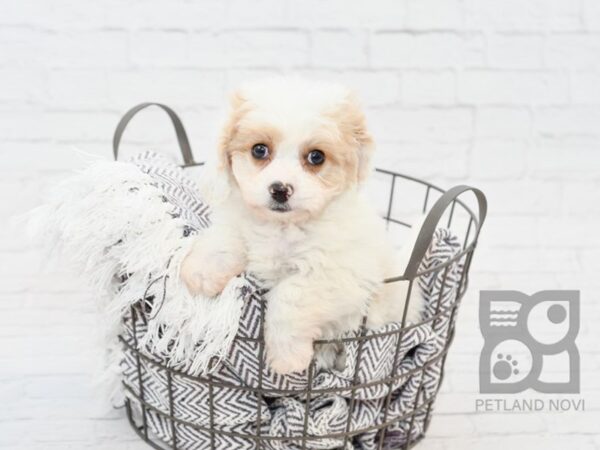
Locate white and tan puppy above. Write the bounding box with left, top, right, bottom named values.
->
left=181, top=78, right=423, bottom=374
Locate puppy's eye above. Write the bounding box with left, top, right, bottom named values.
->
left=306, top=150, right=325, bottom=166
left=251, top=143, right=270, bottom=160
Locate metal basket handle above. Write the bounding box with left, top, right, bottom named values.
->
left=402, top=185, right=487, bottom=279
left=113, top=102, right=196, bottom=166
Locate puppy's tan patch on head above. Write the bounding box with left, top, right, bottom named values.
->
left=299, top=138, right=346, bottom=192
left=219, top=91, right=285, bottom=171
left=300, top=149, right=325, bottom=174
left=218, top=91, right=251, bottom=171
left=305, top=92, right=374, bottom=192
left=230, top=123, right=282, bottom=169
left=328, top=93, right=374, bottom=184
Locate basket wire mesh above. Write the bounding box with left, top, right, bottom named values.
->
left=113, top=103, right=487, bottom=450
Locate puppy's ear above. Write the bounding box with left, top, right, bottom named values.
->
left=207, top=90, right=248, bottom=204
left=345, top=93, right=375, bottom=184
left=217, top=90, right=247, bottom=174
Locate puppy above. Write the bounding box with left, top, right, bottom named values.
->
left=181, top=78, right=423, bottom=374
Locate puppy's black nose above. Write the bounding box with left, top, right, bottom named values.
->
left=269, top=181, right=293, bottom=204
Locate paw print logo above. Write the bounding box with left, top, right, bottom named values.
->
left=479, top=290, right=580, bottom=394
left=494, top=354, right=519, bottom=380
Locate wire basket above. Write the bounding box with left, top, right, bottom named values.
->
left=114, top=103, right=487, bottom=450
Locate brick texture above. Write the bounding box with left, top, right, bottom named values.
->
left=0, top=0, right=598, bottom=449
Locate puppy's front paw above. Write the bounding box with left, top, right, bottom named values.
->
left=180, top=250, right=245, bottom=297
left=180, top=265, right=230, bottom=297
left=266, top=336, right=314, bottom=375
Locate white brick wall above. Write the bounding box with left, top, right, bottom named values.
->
left=1, top=1, right=599, bottom=449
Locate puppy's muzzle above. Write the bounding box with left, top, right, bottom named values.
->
left=269, top=181, right=294, bottom=204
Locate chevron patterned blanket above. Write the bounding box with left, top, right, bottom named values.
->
left=31, top=150, right=462, bottom=449
left=116, top=152, right=463, bottom=450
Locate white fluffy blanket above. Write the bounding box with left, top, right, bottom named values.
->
left=29, top=152, right=247, bottom=387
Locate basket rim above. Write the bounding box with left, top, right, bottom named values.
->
left=185, top=163, right=484, bottom=284
left=372, top=167, right=483, bottom=283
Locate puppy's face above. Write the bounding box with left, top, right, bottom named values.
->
left=219, top=79, right=374, bottom=223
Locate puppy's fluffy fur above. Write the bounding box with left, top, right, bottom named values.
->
left=181, top=78, right=423, bottom=374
